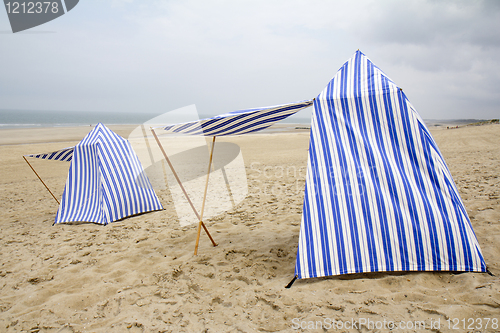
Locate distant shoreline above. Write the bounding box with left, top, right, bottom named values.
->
left=1, top=119, right=497, bottom=146
left=1, top=118, right=497, bottom=130
left=426, top=119, right=499, bottom=129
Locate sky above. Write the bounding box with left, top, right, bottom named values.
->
left=1, top=0, right=499, bottom=120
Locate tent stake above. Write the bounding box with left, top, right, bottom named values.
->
left=195, top=136, right=218, bottom=255
left=23, top=156, right=60, bottom=205
left=151, top=129, right=217, bottom=252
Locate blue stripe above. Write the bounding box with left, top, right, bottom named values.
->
left=320, top=92, right=348, bottom=276
left=365, top=60, right=394, bottom=272
left=337, top=61, right=363, bottom=273
left=311, top=111, right=333, bottom=277
left=379, top=74, right=411, bottom=271
left=353, top=53, right=379, bottom=272
left=302, top=182, right=316, bottom=278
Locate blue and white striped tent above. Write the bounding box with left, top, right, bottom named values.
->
left=295, top=51, right=486, bottom=279
left=157, top=100, right=313, bottom=136
left=27, top=123, right=163, bottom=225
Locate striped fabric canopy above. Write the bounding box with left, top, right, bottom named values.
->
left=55, top=123, right=163, bottom=225
left=156, top=100, right=313, bottom=136
left=295, top=51, right=486, bottom=279
left=26, top=147, right=74, bottom=162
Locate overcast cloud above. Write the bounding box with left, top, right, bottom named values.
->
left=1, top=0, right=499, bottom=119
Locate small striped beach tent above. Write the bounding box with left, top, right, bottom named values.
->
left=295, top=51, right=486, bottom=280
left=26, top=123, right=163, bottom=225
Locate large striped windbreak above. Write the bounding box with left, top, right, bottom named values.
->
left=54, top=123, right=163, bottom=225
left=295, top=51, right=486, bottom=279
left=156, top=100, right=313, bottom=136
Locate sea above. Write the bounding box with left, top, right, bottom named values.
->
left=0, top=109, right=312, bottom=129
left=0, top=109, right=486, bottom=130
left=0, top=109, right=165, bottom=129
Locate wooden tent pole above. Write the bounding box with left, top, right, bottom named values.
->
left=150, top=128, right=201, bottom=220
left=150, top=128, right=217, bottom=253
left=23, top=156, right=60, bottom=205
left=141, top=124, right=156, bottom=165
left=194, top=136, right=218, bottom=255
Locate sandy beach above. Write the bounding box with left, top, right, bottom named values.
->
left=0, top=124, right=499, bottom=332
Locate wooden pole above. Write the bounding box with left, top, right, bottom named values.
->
left=151, top=128, right=201, bottom=220
left=141, top=124, right=156, bottom=164
left=23, top=156, right=60, bottom=205
left=194, top=136, right=218, bottom=255
left=150, top=128, right=217, bottom=252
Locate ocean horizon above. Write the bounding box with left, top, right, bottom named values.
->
left=0, top=109, right=491, bottom=129
left=0, top=109, right=313, bottom=129
left=0, top=109, right=165, bottom=129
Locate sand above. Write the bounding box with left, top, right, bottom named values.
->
left=0, top=124, right=499, bottom=332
